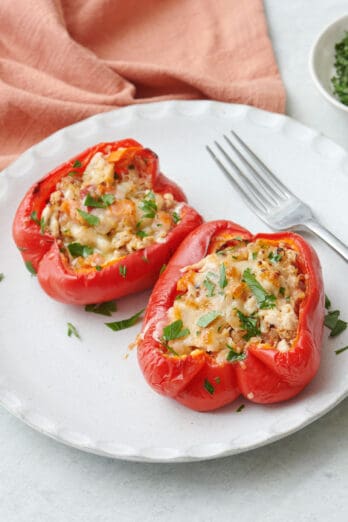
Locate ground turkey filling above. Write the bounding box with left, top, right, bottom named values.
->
left=41, top=151, right=182, bottom=270
left=160, top=239, right=306, bottom=363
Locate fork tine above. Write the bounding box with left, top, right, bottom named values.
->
left=206, top=145, right=268, bottom=214
left=213, top=141, right=273, bottom=209
left=230, top=131, right=293, bottom=198
left=223, top=134, right=282, bottom=205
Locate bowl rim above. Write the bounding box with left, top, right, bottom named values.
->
left=309, top=13, right=348, bottom=113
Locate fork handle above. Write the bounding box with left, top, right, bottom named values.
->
left=303, top=219, right=348, bottom=262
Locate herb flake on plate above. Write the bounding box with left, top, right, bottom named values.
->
left=85, top=300, right=117, bottom=317
left=105, top=308, right=145, bottom=331
left=67, top=322, right=80, bottom=339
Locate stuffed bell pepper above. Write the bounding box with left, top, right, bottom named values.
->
left=137, top=220, right=324, bottom=412
left=13, top=139, right=203, bottom=304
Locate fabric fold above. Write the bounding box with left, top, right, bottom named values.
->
left=0, top=0, right=285, bottom=170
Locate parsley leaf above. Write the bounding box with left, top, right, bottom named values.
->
left=25, top=261, right=37, bottom=275
left=268, top=251, right=282, bottom=263
left=197, top=311, right=220, bottom=328
left=0, top=273, right=4, bottom=282
left=85, top=300, right=117, bottom=317
left=30, top=210, right=40, bottom=225
left=335, top=346, right=348, bottom=355
left=67, top=243, right=93, bottom=258
left=162, top=320, right=190, bottom=342
left=237, top=310, right=260, bottom=340
left=325, top=294, right=331, bottom=309
left=136, top=230, right=148, bottom=238
left=84, top=193, right=115, bottom=208
left=172, top=211, right=181, bottom=224
left=203, top=277, right=216, bottom=297
left=119, top=265, right=127, bottom=278
left=139, top=191, right=157, bottom=218
left=324, top=309, right=347, bottom=337
left=242, top=268, right=276, bottom=309
left=77, top=209, right=100, bottom=226
left=204, top=379, right=215, bottom=395
left=236, top=404, right=245, bottom=412
left=226, top=344, right=247, bottom=362
left=159, top=264, right=167, bottom=275
left=324, top=310, right=340, bottom=330
left=67, top=322, right=80, bottom=339
left=73, top=160, right=82, bottom=168
left=219, top=263, right=227, bottom=289
left=105, top=308, right=145, bottom=331
left=330, top=319, right=347, bottom=337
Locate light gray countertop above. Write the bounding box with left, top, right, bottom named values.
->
left=1, top=2, right=348, bottom=521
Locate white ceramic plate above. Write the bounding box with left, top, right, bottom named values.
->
left=1, top=100, right=348, bottom=463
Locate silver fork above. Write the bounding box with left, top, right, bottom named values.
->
left=206, top=131, right=348, bottom=262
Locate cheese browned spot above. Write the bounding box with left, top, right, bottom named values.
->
left=160, top=239, right=306, bottom=362
left=41, top=152, right=183, bottom=270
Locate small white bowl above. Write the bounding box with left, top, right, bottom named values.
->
left=309, top=14, right=348, bottom=112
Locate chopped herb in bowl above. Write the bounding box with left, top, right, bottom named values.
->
left=331, top=31, right=348, bottom=106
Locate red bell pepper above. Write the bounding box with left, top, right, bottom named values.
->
left=137, top=220, right=325, bottom=412
left=13, top=139, right=203, bottom=305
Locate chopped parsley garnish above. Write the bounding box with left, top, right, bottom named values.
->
left=25, top=260, right=36, bottom=275
left=136, top=229, right=148, bottom=238
left=162, top=320, right=190, bottom=342
left=197, top=311, right=220, bottom=328
left=159, top=264, right=167, bottom=275
left=325, top=294, right=331, bottom=310
left=172, top=211, right=181, bottom=224
left=30, top=211, right=45, bottom=233
left=85, top=300, right=117, bottom=317
left=324, top=309, right=347, bottom=337
left=30, top=210, right=40, bottom=225
left=268, top=251, right=282, bottom=263
left=165, top=344, right=179, bottom=356
left=95, top=265, right=102, bottom=271
left=105, top=308, right=145, bottom=331
left=279, top=287, right=285, bottom=296
left=236, top=404, right=245, bottom=413
left=242, top=268, right=276, bottom=309
left=67, top=242, right=93, bottom=258
left=252, top=251, right=258, bottom=260
left=119, top=265, right=127, bottom=278
left=237, top=310, right=261, bottom=340
left=67, top=322, right=80, bottom=339
left=68, top=171, right=79, bottom=177
left=219, top=263, right=227, bottom=289
left=214, top=376, right=221, bottom=384
left=324, top=310, right=340, bottom=330
left=77, top=209, right=100, bottom=226
left=203, top=277, right=215, bottom=297
left=84, top=193, right=115, bottom=208
left=331, top=319, right=347, bottom=337
left=73, top=160, right=82, bottom=168
left=204, top=378, right=215, bottom=395
left=226, top=344, right=247, bottom=362
left=335, top=346, right=348, bottom=355
left=331, top=32, right=348, bottom=106
left=140, top=191, right=157, bottom=218
left=0, top=273, right=4, bottom=282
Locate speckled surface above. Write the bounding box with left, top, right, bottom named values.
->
left=1, top=1, right=348, bottom=520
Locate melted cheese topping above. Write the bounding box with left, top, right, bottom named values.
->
left=161, top=239, right=306, bottom=363
left=41, top=152, right=182, bottom=270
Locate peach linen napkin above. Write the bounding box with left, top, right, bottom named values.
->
left=0, top=0, right=285, bottom=170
